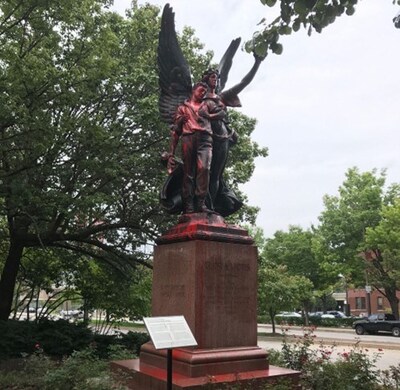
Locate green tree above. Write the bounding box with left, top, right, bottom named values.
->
left=263, top=225, right=319, bottom=286
left=224, top=111, right=268, bottom=224
left=246, top=0, right=400, bottom=57
left=363, top=199, right=400, bottom=318
left=9, top=248, right=78, bottom=321
left=256, top=227, right=314, bottom=331
left=317, top=168, right=386, bottom=277
left=0, top=0, right=162, bottom=321
left=317, top=167, right=400, bottom=318
left=258, top=261, right=313, bottom=333
left=7, top=246, right=152, bottom=326
left=261, top=225, right=342, bottom=318
left=0, top=1, right=266, bottom=320
left=78, top=260, right=152, bottom=333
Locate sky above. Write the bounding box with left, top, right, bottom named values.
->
left=112, top=0, right=400, bottom=238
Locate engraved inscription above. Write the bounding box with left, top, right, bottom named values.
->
left=204, top=260, right=253, bottom=318
left=204, top=262, right=250, bottom=273
left=159, top=284, right=186, bottom=299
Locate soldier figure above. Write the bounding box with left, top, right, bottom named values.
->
left=167, top=82, right=224, bottom=213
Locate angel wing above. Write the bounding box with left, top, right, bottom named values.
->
left=158, top=4, right=192, bottom=127
left=217, top=37, right=241, bottom=93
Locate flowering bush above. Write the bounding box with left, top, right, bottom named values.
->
left=267, top=326, right=400, bottom=390
left=380, top=363, right=400, bottom=389
left=302, top=344, right=381, bottom=390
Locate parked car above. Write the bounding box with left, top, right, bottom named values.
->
left=308, top=311, right=323, bottom=317
left=276, top=311, right=302, bottom=318
left=27, top=306, right=42, bottom=313
left=60, top=309, right=83, bottom=320
left=321, top=313, right=335, bottom=319
left=327, top=311, right=347, bottom=318
left=352, top=313, right=400, bottom=337
left=307, top=311, right=346, bottom=319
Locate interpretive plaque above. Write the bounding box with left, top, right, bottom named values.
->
left=143, top=316, right=197, bottom=350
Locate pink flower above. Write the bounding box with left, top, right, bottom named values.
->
left=34, top=343, right=40, bottom=349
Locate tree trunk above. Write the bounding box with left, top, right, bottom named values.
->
left=269, top=308, right=276, bottom=334
left=385, top=286, right=400, bottom=320
left=83, top=299, right=90, bottom=325
left=0, top=240, right=24, bottom=321
left=302, top=307, right=310, bottom=326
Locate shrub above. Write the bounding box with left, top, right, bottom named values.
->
left=92, top=331, right=150, bottom=359
left=0, top=319, right=149, bottom=360
left=275, top=327, right=384, bottom=390
left=380, top=363, right=400, bottom=389
left=0, top=353, right=54, bottom=389
left=35, top=319, right=93, bottom=357
left=302, top=345, right=381, bottom=390
left=119, top=331, right=150, bottom=355
left=274, top=316, right=355, bottom=328
left=0, top=347, right=131, bottom=390
left=0, top=320, right=37, bottom=359
left=44, top=348, right=112, bottom=390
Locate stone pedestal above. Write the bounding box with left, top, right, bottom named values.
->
left=112, top=213, right=300, bottom=389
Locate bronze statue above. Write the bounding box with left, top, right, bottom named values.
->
left=158, top=4, right=264, bottom=216
left=167, top=82, right=224, bottom=213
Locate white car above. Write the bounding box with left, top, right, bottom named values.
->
left=321, top=313, right=335, bottom=319
left=276, top=311, right=302, bottom=318
left=60, top=309, right=83, bottom=319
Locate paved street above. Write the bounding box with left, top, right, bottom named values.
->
left=257, top=323, right=400, bottom=348
left=257, top=324, right=400, bottom=371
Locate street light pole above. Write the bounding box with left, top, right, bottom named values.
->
left=338, top=274, right=350, bottom=316
left=365, top=285, right=372, bottom=316
left=365, top=270, right=372, bottom=316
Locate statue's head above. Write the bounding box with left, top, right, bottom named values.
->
left=201, top=68, right=220, bottom=89
left=191, top=82, right=208, bottom=101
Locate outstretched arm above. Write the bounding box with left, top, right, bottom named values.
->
left=230, top=55, right=263, bottom=96
left=221, top=55, right=264, bottom=106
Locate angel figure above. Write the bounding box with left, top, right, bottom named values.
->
left=159, top=4, right=264, bottom=216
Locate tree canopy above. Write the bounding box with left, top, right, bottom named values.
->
left=308, top=168, right=399, bottom=317
left=259, top=168, right=400, bottom=317
left=246, top=0, right=400, bottom=57
left=262, top=225, right=319, bottom=286
left=363, top=199, right=400, bottom=317
left=0, top=0, right=266, bottom=320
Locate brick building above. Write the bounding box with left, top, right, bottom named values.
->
left=346, top=288, right=400, bottom=317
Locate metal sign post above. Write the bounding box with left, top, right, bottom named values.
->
left=143, top=316, right=197, bottom=390
left=167, top=349, right=172, bottom=390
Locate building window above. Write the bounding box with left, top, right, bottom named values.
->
left=377, top=297, right=384, bottom=310
left=355, top=297, right=366, bottom=310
